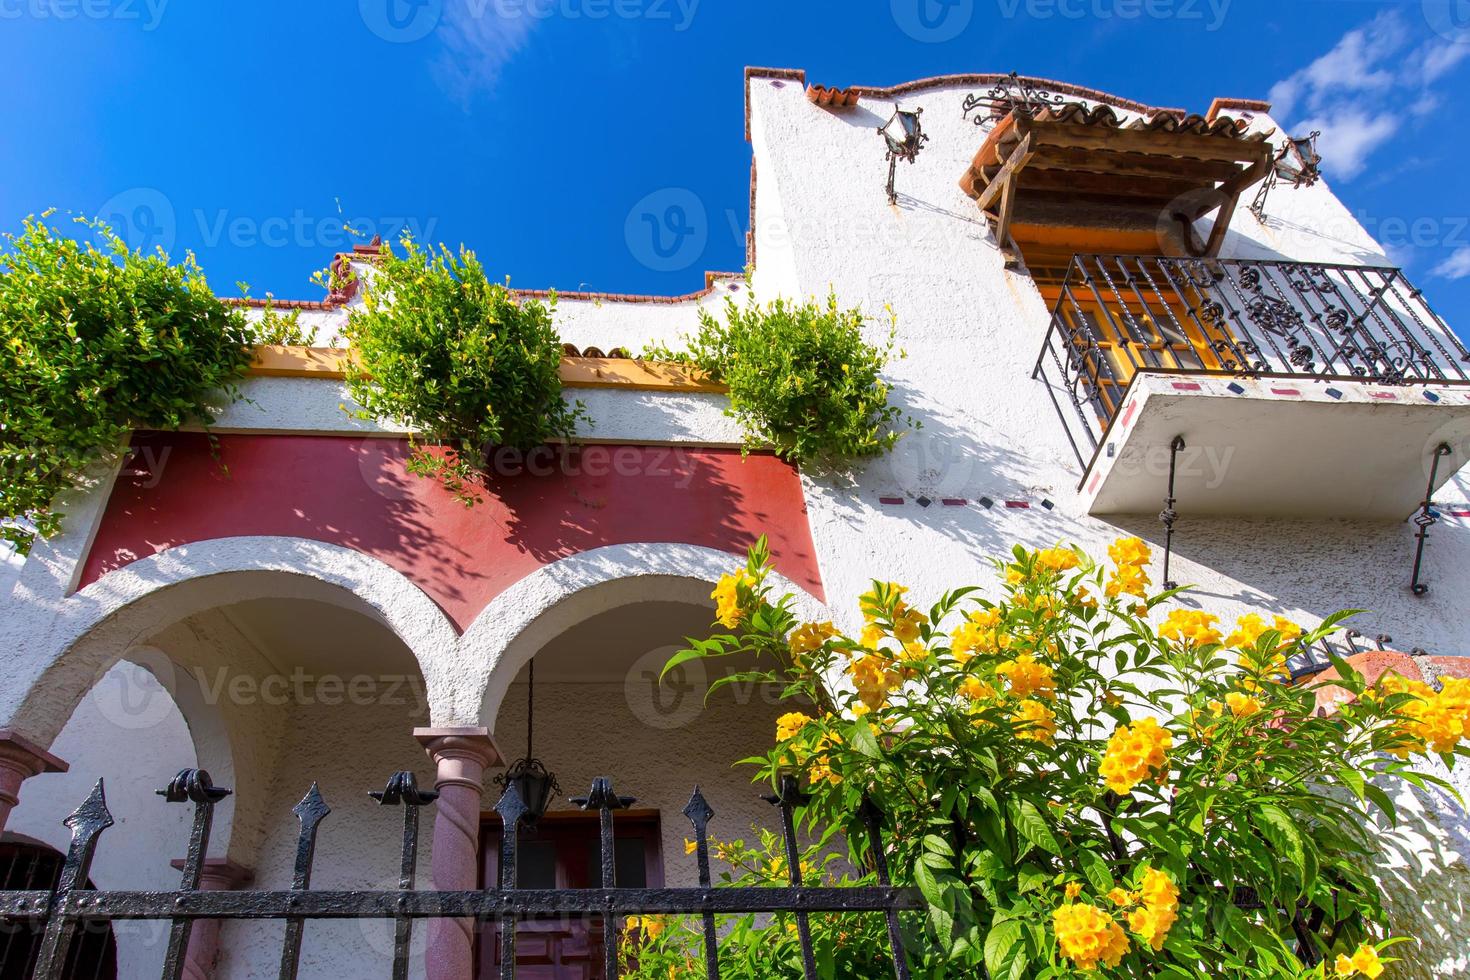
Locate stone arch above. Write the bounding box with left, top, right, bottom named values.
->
left=458, top=542, right=829, bottom=730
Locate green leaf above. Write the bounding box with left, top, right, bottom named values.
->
left=1011, top=799, right=1061, bottom=856
left=1079, top=850, right=1115, bottom=893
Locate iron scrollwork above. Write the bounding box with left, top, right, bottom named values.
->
left=962, top=71, right=1069, bottom=124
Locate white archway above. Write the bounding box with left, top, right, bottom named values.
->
left=2, top=536, right=461, bottom=742
left=455, top=542, right=829, bottom=730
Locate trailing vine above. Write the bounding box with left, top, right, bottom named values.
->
left=340, top=237, right=586, bottom=503
left=0, top=214, right=257, bottom=554
left=647, top=292, right=912, bottom=467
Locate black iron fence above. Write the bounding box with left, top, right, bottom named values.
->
left=0, top=769, right=919, bottom=980
left=1030, top=255, right=1470, bottom=468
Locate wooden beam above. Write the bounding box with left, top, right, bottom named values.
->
left=1015, top=168, right=1197, bottom=202
left=973, top=130, right=1035, bottom=215
left=1203, top=155, right=1272, bottom=256
left=1031, top=122, right=1273, bottom=164
left=1024, top=145, right=1245, bottom=182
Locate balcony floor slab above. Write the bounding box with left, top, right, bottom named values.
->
left=1082, top=374, right=1470, bottom=520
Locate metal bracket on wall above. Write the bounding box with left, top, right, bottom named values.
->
left=1161, top=436, right=1186, bottom=591
left=1411, top=443, right=1452, bottom=596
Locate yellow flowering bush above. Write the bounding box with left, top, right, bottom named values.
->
left=619, top=830, right=892, bottom=979
left=661, top=537, right=1462, bottom=977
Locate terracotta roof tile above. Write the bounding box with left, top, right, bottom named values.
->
left=806, top=84, right=860, bottom=109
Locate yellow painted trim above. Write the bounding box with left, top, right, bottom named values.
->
left=250, top=345, right=351, bottom=379
left=558, top=357, right=725, bottom=393
left=246, top=346, right=725, bottom=394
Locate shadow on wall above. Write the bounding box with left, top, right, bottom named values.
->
left=810, top=391, right=1095, bottom=562
left=1105, top=513, right=1470, bottom=655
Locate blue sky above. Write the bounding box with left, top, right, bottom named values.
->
left=2, top=0, right=1468, bottom=330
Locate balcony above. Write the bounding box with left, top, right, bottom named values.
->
left=1031, top=255, right=1470, bottom=519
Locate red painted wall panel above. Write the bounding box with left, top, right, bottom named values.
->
left=81, top=433, right=824, bottom=631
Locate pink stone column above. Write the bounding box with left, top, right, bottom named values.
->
left=415, top=727, right=501, bottom=980
left=166, top=858, right=253, bottom=980
left=0, top=730, right=67, bottom=833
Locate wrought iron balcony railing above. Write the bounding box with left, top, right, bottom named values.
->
left=1030, top=255, right=1470, bottom=468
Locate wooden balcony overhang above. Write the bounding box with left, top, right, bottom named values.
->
left=960, top=104, right=1275, bottom=256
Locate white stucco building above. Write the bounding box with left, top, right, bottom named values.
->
left=2, top=69, right=1468, bottom=978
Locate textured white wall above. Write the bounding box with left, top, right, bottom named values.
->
left=7, top=661, right=196, bottom=980
left=5, top=70, right=1470, bottom=977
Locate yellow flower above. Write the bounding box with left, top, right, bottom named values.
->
left=1036, top=546, right=1080, bottom=572
left=1005, top=565, right=1026, bottom=586
left=1106, top=562, right=1151, bottom=599
left=1116, top=867, right=1179, bottom=951
left=1334, top=943, right=1384, bottom=978
left=1011, top=699, right=1057, bottom=744
left=1107, top=887, right=1133, bottom=907
left=1158, top=609, right=1222, bottom=647
left=1227, top=613, right=1303, bottom=651
left=775, top=712, right=813, bottom=742
left=952, top=607, right=1006, bottom=662
left=789, top=621, right=837, bottom=658
left=808, top=730, right=844, bottom=786
left=1100, top=716, right=1173, bottom=795
left=1224, top=691, right=1262, bottom=719
left=711, top=569, right=755, bottom=628
left=960, top=676, right=997, bottom=702
left=892, top=605, right=925, bottom=644
left=860, top=622, right=885, bottom=649
left=849, top=655, right=899, bottom=712
left=997, top=653, right=1056, bottom=700
left=684, top=839, right=697, bottom=855
left=1109, top=536, right=1152, bottom=568
left=1380, top=673, right=1470, bottom=757
left=1065, top=881, right=1083, bottom=900
left=1053, top=903, right=1130, bottom=971
left=1350, top=944, right=1384, bottom=979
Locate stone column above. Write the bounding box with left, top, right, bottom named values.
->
left=415, top=727, right=501, bottom=980
left=0, top=730, right=67, bottom=833
left=166, top=858, right=253, bottom=980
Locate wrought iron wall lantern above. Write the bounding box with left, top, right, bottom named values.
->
left=877, top=104, right=928, bottom=205
left=1250, top=131, right=1323, bottom=221
left=494, top=660, right=560, bottom=825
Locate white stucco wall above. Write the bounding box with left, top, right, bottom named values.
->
left=5, top=69, right=1470, bottom=977
left=7, top=661, right=196, bottom=980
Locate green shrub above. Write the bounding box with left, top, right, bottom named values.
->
left=341, top=237, right=585, bottom=503
left=647, top=293, right=911, bottom=466
left=665, top=537, right=1449, bottom=977
left=0, top=214, right=256, bottom=553
left=619, top=830, right=895, bottom=979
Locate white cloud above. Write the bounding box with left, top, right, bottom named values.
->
left=1293, top=110, right=1400, bottom=180
left=1269, top=11, right=1469, bottom=183
left=430, top=1, right=538, bottom=106
left=1432, top=247, right=1470, bottom=280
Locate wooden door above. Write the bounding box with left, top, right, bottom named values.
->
left=477, top=813, right=662, bottom=979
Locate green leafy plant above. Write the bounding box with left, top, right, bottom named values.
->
left=241, top=292, right=315, bottom=346
left=340, top=236, right=585, bottom=503
left=647, top=293, right=911, bottom=466
left=0, top=214, right=256, bottom=553
left=619, top=830, right=894, bottom=979
left=665, top=536, right=1463, bottom=977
